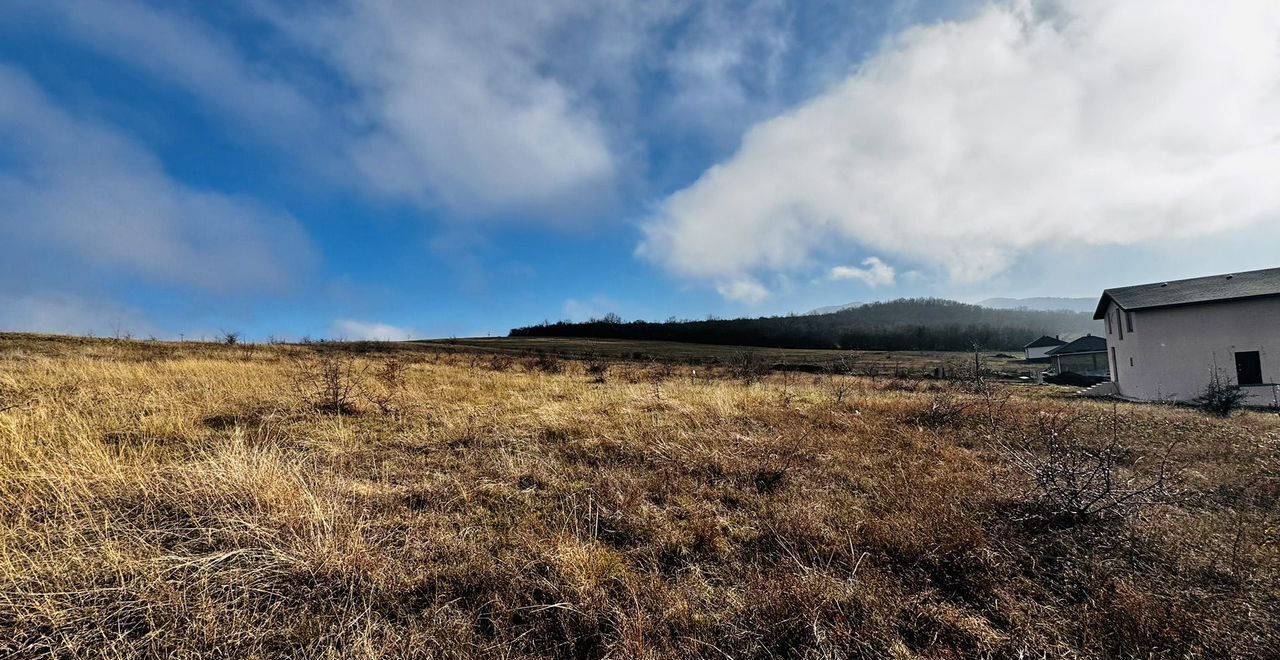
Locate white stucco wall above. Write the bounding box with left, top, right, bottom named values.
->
left=1104, top=297, right=1280, bottom=405
left=1025, top=345, right=1058, bottom=360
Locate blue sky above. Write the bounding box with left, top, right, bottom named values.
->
left=3, top=0, right=1280, bottom=340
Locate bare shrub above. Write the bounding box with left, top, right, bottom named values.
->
left=648, top=360, right=676, bottom=382
left=368, top=358, right=410, bottom=415
left=1000, top=410, right=1180, bottom=524
left=910, top=390, right=973, bottom=428
left=486, top=354, right=517, bottom=371
left=529, top=353, right=564, bottom=374
left=293, top=353, right=367, bottom=414
left=730, top=351, right=769, bottom=385
left=817, top=356, right=858, bottom=404
left=882, top=377, right=921, bottom=392
left=826, top=355, right=856, bottom=376
left=777, top=368, right=797, bottom=405
left=1196, top=369, right=1247, bottom=417
left=825, top=375, right=856, bottom=405
left=645, top=360, right=676, bottom=400
left=585, top=359, right=609, bottom=384
left=968, top=378, right=1014, bottom=429
left=219, top=330, right=241, bottom=346
left=965, top=345, right=993, bottom=383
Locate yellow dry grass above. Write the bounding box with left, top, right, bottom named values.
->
left=0, top=333, right=1277, bottom=658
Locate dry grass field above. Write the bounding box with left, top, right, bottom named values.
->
left=1, top=333, right=1277, bottom=658
left=428, top=337, right=1034, bottom=377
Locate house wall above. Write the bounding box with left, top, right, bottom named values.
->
left=1025, top=345, right=1059, bottom=360
left=1104, top=297, right=1280, bottom=405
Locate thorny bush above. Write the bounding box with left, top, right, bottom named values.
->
left=910, top=390, right=973, bottom=429
left=1000, top=408, right=1181, bottom=524
left=1196, top=369, right=1248, bottom=417
left=292, top=353, right=367, bottom=414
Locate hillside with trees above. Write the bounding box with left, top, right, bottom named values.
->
left=510, top=298, right=1102, bottom=351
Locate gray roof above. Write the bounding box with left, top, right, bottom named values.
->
left=1024, top=335, right=1067, bottom=349
left=1048, top=334, right=1107, bottom=356
left=1093, top=266, right=1280, bottom=319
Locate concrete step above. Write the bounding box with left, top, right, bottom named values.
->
left=1077, top=381, right=1118, bottom=398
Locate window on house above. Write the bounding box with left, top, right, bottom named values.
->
left=1235, top=351, right=1263, bottom=386
left=1111, top=347, right=1119, bottom=382
left=1129, top=357, right=1134, bottom=367
left=1106, top=313, right=1112, bottom=335
left=1116, top=309, right=1124, bottom=340
left=1125, top=311, right=1134, bottom=333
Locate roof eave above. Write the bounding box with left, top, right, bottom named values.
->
left=1023, top=336, right=1066, bottom=349
left=1122, top=291, right=1280, bottom=315
left=1092, top=292, right=1114, bottom=320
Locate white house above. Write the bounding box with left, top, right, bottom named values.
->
left=1093, top=267, right=1280, bottom=405
left=1023, top=335, right=1067, bottom=361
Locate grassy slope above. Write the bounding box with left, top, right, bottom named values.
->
left=0, top=334, right=1277, bottom=658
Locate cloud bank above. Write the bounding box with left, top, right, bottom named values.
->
left=280, top=1, right=618, bottom=215
left=642, top=0, right=1280, bottom=299
left=0, top=66, right=313, bottom=293
left=332, top=320, right=416, bottom=342
left=15, top=0, right=899, bottom=221
left=829, top=257, right=896, bottom=287
left=0, top=292, right=154, bottom=338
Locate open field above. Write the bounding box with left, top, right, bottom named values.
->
left=428, top=337, right=1035, bottom=376
left=1, top=333, right=1278, bottom=658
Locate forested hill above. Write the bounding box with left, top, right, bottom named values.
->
left=509, top=298, right=1103, bottom=351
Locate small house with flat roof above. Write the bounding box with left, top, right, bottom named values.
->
left=1047, top=335, right=1109, bottom=378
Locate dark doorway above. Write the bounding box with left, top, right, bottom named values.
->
left=1235, top=351, right=1263, bottom=386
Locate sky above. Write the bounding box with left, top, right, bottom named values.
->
left=3, top=0, right=1280, bottom=341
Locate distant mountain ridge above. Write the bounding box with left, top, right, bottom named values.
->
left=978, top=297, right=1097, bottom=313
left=809, top=296, right=1097, bottom=316
left=512, top=297, right=1103, bottom=352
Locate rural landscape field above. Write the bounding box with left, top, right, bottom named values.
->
left=2, top=333, right=1276, bottom=658
left=8, top=1, right=1280, bottom=658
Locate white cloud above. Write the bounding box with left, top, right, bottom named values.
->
left=13, top=0, right=328, bottom=150
left=659, top=1, right=792, bottom=141
left=331, top=320, right=416, bottom=342
left=642, top=0, right=1280, bottom=297
left=0, top=66, right=313, bottom=292
left=829, top=257, right=896, bottom=287
left=15, top=0, right=615, bottom=216
left=317, top=2, right=617, bottom=214
left=12, top=1, right=871, bottom=219
left=716, top=278, right=770, bottom=305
